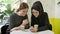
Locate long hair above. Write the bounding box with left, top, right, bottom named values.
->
left=16, top=2, right=29, bottom=12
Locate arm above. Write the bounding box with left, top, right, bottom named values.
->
left=38, top=12, right=52, bottom=31
left=31, top=17, right=34, bottom=26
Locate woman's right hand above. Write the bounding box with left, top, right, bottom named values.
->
left=10, top=27, right=20, bottom=32
left=29, top=26, right=38, bottom=32
left=10, top=25, right=24, bottom=32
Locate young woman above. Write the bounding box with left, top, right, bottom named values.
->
left=30, top=1, right=52, bottom=32
left=6, top=2, right=29, bottom=34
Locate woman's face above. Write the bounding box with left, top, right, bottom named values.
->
left=32, top=9, right=39, bottom=17
left=18, top=8, right=28, bottom=16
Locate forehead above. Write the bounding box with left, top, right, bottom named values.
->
left=23, top=8, right=28, bottom=10
left=19, top=8, right=28, bottom=12
left=32, top=9, right=39, bottom=12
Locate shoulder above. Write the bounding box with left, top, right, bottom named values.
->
left=44, top=12, right=48, bottom=15
left=43, top=12, right=48, bottom=16
left=41, top=12, right=48, bottom=18
left=10, top=13, right=16, bottom=18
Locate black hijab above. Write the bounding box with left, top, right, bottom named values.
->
left=31, top=1, right=45, bottom=26
left=31, top=1, right=44, bottom=16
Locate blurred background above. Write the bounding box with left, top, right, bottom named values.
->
left=0, top=0, right=60, bottom=34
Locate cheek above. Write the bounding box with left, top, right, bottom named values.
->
left=19, top=12, right=22, bottom=14
left=33, top=13, right=37, bottom=16
left=37, top=13, right=39, bottom=16
left=21, top=12, right=24, bottom=14
left=20, top=12, right=24, bottom=15
left=24, top=12, right=27, bottom=15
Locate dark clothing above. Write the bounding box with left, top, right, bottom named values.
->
left=31, top=12, right=52, bottom=31
left=9, top=13, right=29, bottom=30
left=31, top=1, right=52, bottom=32
left=1, top=24, right=9, bottom=34
left=6, top=13, right=29, bottom=34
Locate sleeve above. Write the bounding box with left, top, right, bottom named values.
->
left=25, top=15, right=30, bottom=29
left=31, top=17, right=34, bottom=26
left=38, top=12, right=52, bottom=31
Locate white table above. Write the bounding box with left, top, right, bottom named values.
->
left=10, top=30, right=54, bottom=34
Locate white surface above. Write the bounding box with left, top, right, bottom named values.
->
left=10, top=30, right=54, bottom=34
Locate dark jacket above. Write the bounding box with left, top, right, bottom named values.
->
left=6, top=13, right=30, bottom=34
left=31, top=1, right=52, bottom=31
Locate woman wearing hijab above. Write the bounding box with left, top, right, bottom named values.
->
left=30, top=1, right=52, bottom=32
left=6, top=2, right=30, bottom=34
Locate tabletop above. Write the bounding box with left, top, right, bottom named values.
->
left=10, top=30, right=54, bottom=34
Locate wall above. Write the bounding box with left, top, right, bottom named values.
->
left=54, top=0, right=60, bottom=34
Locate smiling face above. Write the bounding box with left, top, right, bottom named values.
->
left=16, top=3, right=29, bottom=17
left=32, top=9, right=39, bottom=18
left=17, top=8, right=28, bottom=16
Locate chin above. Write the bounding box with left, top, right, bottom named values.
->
left=35, top=16, right=38, bottom=18
left=23, top=15, right=25, bottom=16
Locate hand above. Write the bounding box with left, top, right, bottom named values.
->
left=10, top=27, right=20, bottom=32
left=30, top=26, right=38, bottom=32
left=22, top=19, right=28, bottom=26
left=29, top=26, right=34, bottom=32
left=18, top=25, right=25, bottom=30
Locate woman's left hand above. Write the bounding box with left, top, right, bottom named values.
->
left=30, top=29, right=38, bottom=32
left=22, top=19, right=29, bottom=25
left=30, top=26, right=38, bottom=32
